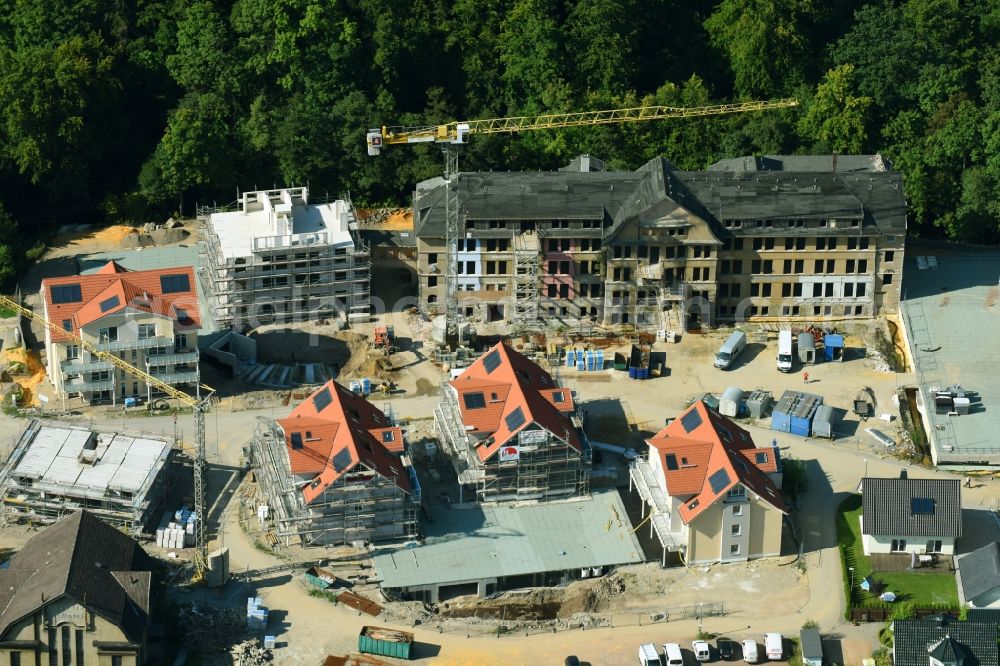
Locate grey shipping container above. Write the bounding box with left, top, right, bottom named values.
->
left=800, top=628, right=823, bottom=666
left=798, top=333, right=816, bottom=365
left=720, top=386, right=744, bottom=417
left=812, top=405, right=836, bottom=438
left=746, top=390, right=773, bottom=419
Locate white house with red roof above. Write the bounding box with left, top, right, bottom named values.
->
left=40, top=261, right=201, bottom=405
left=630, top=400, right=787, bottom=565
left=251, top=380, right=419, bottom=547
left=434, top=341, right=590, bottom=503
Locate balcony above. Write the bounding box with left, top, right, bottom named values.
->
left=66, top=378, right=115, bottom=392
left=61, top=359, right=113, bottom=374
left=147, top=370, right=199, bottom=385
left=94, top=336, right=175, bottom=352
left=145, top=350, right=199, bottom=366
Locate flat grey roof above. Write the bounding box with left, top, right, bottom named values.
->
left=373, top=489, right=644, bottom=589
left=900, top=250, right=1000, bottom=466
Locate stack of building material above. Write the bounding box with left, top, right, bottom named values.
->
left=154, top=506, right=198, bottom=549
left=247, top=597, right=269, bottom=631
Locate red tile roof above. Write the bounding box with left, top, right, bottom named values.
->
left=448, top=342, right=580, bottom=462
left=277, top=380, right=412, bottom=504
left=41, top=262, right=200, bottom=343
left=647, top=401, right=786, bottom=523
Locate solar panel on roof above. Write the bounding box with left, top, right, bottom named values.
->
left=482, top=350, right=502, bottom=374
left=51, top=284, right=82, bottom=304
left=160, top=274, right=190, bottom=294
left=290, top=432, right=303, bottom=449
left=504, top=406, right=526, bottom=430
left=312, top=387, right=333, bottom=412
left=99, top=295, right=121, bottom=312
left=708, top=468, right=731, bottom=494
left=331, top=448, right=353, bottom=472
left=911, top=498, right=935, bottom=515
left=680, top=409, right=703, bottom=433
left=463, top=392, right=486, bottom=409
left=665, top=454, right=679, bottom=470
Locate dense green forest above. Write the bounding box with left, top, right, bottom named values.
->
left=1, top=0, right=999, bottom=285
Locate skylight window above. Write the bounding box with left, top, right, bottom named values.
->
left=483, top=350, right=502, bottom=374
left=680, top=409, right=703, bottom=433
left=504, top=406, right=526, bottom=430
left=51, top=284, right=82, bottom=304
left=755, top=452, right=768, bottom=464
left=665, top=454, right=679, bottom=471
left=708, top=468, right=731, bottom=494
left=552, top=391, right=564, bottom=402
left=382, top=430, right=395, bottom=442
left=312, top=387, right=333, bottom=412
left=62, top=319, right=72, bottom=332
left=160, top=274, right=191, bottom=294
left=331, top=448, right=353, bottom=472
left=463, top=392, right=486, bottom=409
left=911, top=498, right=935, bottom=515
left=99, top=295, right=121, bottom=313
left=290, top=432, right=303, bottom=449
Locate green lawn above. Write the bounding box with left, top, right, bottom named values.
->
left=835, top=494, right=959, bottom=608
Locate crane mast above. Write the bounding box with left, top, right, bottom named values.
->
left=366, top=98, right=799, bottom=342
left=0, top=295, right=214, bottom=580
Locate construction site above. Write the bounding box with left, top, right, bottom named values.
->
left=198, top=187, right=372, bottom=330
left=0, top=419, right=173, bottom=532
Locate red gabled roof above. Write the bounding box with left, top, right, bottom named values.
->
left=41, top=262, right=200, bottom=343
left=277, top=380, right=411, bottom=504
left=647, top=401, right=786, bottom=523
left=448, top=342, right=579, bottom=462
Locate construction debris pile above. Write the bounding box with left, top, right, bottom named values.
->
left=176, top=604, right=248, bottom=653
left=232, top=639, right=274, bottom=665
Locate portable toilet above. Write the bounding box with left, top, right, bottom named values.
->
left=720, top=386, right=744, bottom=417
left=799, top=628, right=823, bottom=666
left=360, top=377, right=372, bottom=396
left=798, top=332, right=816, bottom=365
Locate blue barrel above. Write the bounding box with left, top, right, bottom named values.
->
left=361, top=377, right=371, bottom=396
left=566, top=350, right=576, bottom=367
left=628, top=367, right=637, bottom=379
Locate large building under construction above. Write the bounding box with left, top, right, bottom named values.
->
left=435, top=342, right=591, bottom=504
left=250, top=380, right=419, bottom=547
left=200, top=187, right=371, bottom=330
left=0, top=420, right=173, bottom=533
left=413, top=154, right=906, bottom=333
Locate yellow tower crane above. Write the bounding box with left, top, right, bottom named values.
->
left=366, top=98, right=799, bottom=340
left=0, top=294, right=214, bottom=581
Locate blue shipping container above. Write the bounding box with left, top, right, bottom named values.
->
left=771, top=410, right=792, bottom=432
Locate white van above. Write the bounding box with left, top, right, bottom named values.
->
left=715, top=330, right=747, bottom=369
left=742, top=639, right=759, bottom=664
left=776, top=330, right=794, bottom=372
left=663, top=642, right=684, bottom=666
left=764, top=633, right=783, bottom=661
left=639, top=643, right=663, bottom=666
left=692, top=639, right=712, bottom=662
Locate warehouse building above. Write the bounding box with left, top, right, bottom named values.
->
left=250, top=380, right=419, bottom=547
left=0, top=420, right=173, bottom=533
left=434, top=341, right=591, bottom=504
left=40, top=261, right=201, bottom=405
left=413, top=154, right=905, bottom=332
left=200, top=187, right=371, bottom=330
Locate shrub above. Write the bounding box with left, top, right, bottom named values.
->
left=25, top=241, right=46, bottom=262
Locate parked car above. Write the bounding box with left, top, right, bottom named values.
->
left=717, top=638, right=736, bottom=660
left=764, top=634, right=783, bottom=661
left=693, top=640, right=712, bottom=662
left=742, top=639, right=759, bottom=664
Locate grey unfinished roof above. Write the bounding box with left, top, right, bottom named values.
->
left=861, top=476, right=962, bottom=538
left=0, top=510, right=155, bottom=643
left=893, top=616, right=998, bottom=666
left=709, top=154, right=891, bottom=174
left=413, top=154, right=906, bottom=238
left=959, top=542, right=1000, bottom=602
left=372, top=489, right=644, bottom=590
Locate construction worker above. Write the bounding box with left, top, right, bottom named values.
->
left=803, top=371, right=809, bottom=384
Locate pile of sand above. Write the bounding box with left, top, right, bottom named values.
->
left=4, top=347, right=46, bottom=406
left=51, top=225, right=138, bottom=254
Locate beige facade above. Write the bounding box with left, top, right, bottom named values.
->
left=1, top=598, right=141, bottom=665
left=685, top=490, right=784, bottom=565
left=413, top=155, right=906, bottom=333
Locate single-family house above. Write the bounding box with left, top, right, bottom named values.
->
left=959, top=542, right=1000, bottom=608
left=892, top=614, right=998, bottom=666
left=860, top=472, right=962, bottom=555
left=434, top=342, right=591, bottom=503
left=631, top=400, right=787, bottom=565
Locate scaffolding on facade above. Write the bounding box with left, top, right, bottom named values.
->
left=249, top=418, right=419, bottom=548
left=197, top=191, right=372, bottom=331
left=510, top=230, right=540, bottom=332
left=0, top=420, right=174, bottom=534
left=434, top=383, right=590, bottom=504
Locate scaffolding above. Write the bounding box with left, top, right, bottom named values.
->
left=434, top=383, right=591, bottom=504
left=510, top=230, right=540, bottom=332
left=249, top=418, right=419, bottom=548
left=197, top=189, right=371, bottom=331
left=0, top=420, right=173, bottom=533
